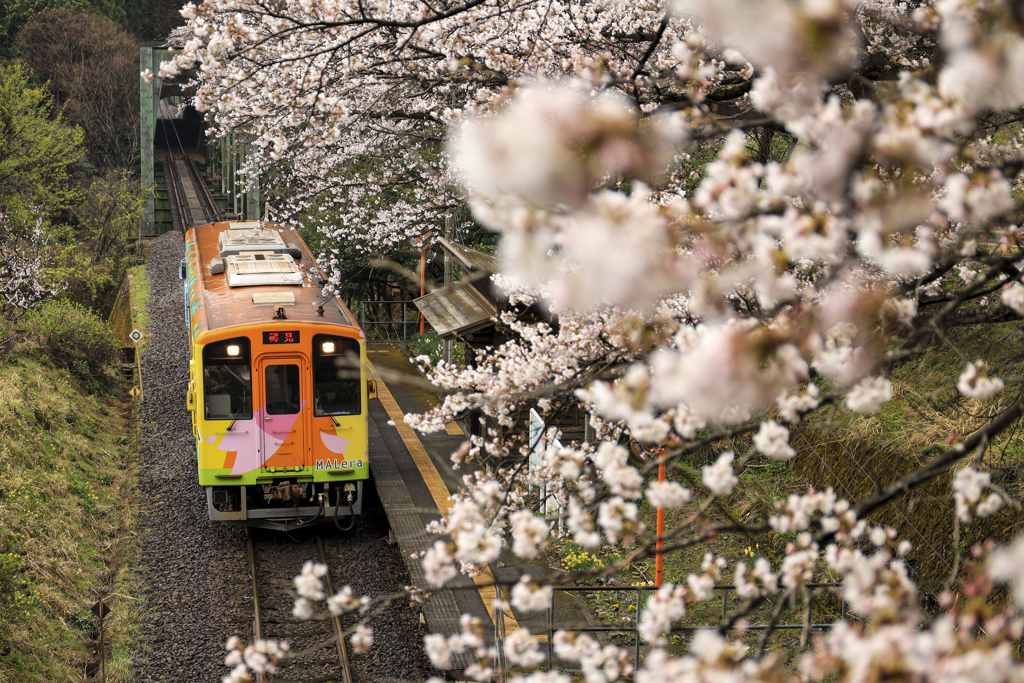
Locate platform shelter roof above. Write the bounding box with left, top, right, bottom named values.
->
left=435, top=237, right=502, bottom=274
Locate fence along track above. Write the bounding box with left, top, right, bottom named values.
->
left=246, top=528, right=352, bottom=683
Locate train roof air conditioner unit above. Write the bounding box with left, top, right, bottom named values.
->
left=218, top=227, right=289, bottom=257
left=224, top=253, right=304, bottom=287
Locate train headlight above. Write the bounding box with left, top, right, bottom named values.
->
left=226, top=344, right=240, bottom=357
left=321, top=341, right=336, bottom=354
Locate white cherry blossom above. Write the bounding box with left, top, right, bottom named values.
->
left=503, top=629, right=546, bottom=668
left=845, top=375, right=894, bottom=414
left=753, top=420, right=797, bottom=460
left=511, top=577, right=554, bottom=613
left=1001, top=281, right=1024, bottom=315
left=645, top=481, right=691, bottom=508
left=957, top=360, right=1005, bottom=400
left=701, top=452, right=738, bottom=496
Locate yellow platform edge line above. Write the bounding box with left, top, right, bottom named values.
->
left=369, top=362, right=520, bottom=633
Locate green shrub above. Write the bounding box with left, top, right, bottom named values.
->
left=22, top=300, right=120, bottom=385
left=410, top=329, right=465, bottom=366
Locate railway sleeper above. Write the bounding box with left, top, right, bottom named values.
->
left=263, top=627, right=334, bottom=637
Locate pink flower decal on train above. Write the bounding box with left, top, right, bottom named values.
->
left=219, top=418, right=260, bottom=474
left=319, top=430, right=351, bottom=455
left=222, top=400, right=308, bottom=475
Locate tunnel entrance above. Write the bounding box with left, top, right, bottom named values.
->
left=155, top=98, right=204, bottom=151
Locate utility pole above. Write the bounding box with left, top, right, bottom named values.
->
left=443, top=214, right=454, bottom=366
left=419, top=241, right=426, bottom=335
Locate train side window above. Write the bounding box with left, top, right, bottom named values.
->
left=203, top=337, right=253, bottom=420
left=313, top=334, right=361, bottom=416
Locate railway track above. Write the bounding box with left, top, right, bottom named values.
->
left=165, top=151, right=223, bottom=233
left=246, top=528, right=354, bottom=683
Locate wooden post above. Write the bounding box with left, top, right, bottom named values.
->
left=133, top=394, right=139, bottom=455
left=99, top=608, right=106, bottom=683
left=91, top=600, right=109, bottom=683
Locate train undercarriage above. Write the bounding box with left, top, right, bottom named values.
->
left=207, top=479, right=365, bottom=531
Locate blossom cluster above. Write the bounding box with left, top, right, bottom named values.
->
left=0, top=208, right=62, bottom=320
left=953, top=467, right=1006, bottom=523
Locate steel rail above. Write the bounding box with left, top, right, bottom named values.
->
left=245, top=528, right=266, bottom=683
left=245, top=529, right=351, bottom=683
left=165, top=153, right=198, bottom=234
left=166, top=152, right=221, bottom=234
left=164, top=150, right=186, bottom=235
left=181, top=155, right=222, bottom=223
left=315, top=533, right=353, bottom=683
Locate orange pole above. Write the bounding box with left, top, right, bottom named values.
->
left=419, top=247, right=426, bottom=334
left=655, top=459, right=665, bottom=586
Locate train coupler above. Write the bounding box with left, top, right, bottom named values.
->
left=262, top=481, right=308, bottom=502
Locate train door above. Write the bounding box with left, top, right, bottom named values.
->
left=257, top=357, right=308, bottom=470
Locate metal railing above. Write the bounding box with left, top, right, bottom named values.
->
left=358, top=300, right=420, bottom=342
left=495, top=582, right=843, bottom=674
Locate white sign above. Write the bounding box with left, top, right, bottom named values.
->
left=528, top=408, right=563, bottom=532
left=129, top=328, right=144, bottom=344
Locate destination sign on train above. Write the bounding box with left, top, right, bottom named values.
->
left=263, top=330, right=300, bottom=344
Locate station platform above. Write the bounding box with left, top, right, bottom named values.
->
left=365, top=344, right=589, bottom=668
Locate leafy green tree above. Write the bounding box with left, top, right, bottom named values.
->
left=52, top=171, right=145, bottom=315
left=0, top=63, right=143, bottom=319
left=0, top=63, right=85, bottom=220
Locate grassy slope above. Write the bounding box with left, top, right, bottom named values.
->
left=0, top=351, right=143, bottom=682
left=0, top=269, right=148, bottom=682
left=792, top=320, right=1024, bottom=595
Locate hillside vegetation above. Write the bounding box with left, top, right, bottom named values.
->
left=0, top=303, right=142, bottom=683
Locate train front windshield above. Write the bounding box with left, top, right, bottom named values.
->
left=313, top=334, right=361, bottom=416
left=203, top=337, right=253, bottom=420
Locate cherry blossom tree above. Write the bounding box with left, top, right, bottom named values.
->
left=0, top=208, right=61, bottom=321
left=157, top=0, right=680, bottom=252
left=163, top=1, right=1024, bottom=681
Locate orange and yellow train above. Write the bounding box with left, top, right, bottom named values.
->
left=182, top=220, right=375, bottom=530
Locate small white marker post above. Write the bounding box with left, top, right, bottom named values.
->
left=129, top=328, right=144, bottom=454
left=129, top=328, right=144, bottom=400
